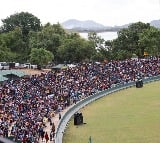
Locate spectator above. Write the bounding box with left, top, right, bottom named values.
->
left=44, top=132, right=49, bottom=143
left=59, top=113, right=61, bottom=120
left=0, top=56, right=160, bottom=141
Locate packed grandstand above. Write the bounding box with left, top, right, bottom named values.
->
left=0, top=57, right=160, bottom=143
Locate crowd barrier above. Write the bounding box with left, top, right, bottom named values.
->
left=54, top=75, right=160, bottom=143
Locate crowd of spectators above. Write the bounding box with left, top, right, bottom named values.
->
left=0, top=57, right=160, bottom=142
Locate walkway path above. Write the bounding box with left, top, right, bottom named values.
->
left=39, top=108, right=69, bottom=143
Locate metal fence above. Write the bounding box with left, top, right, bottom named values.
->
left=54, top=75, right=160, bottom=143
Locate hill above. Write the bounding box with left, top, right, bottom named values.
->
left=61, top=19, right=119, bottom=32
left=61, top=19, right=108, bottom=29
left=61, top=19, right=160, bottom=32
left=150, top=19, right=160, bottom=28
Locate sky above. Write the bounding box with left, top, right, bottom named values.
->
left=0, top=0, right=160, bottom=26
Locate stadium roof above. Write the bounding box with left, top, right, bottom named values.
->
left=0, top=70, right=28, bottom=82
left=52, top=64, right=68, bottom=70
left=0, top=75, right=8, bottom=82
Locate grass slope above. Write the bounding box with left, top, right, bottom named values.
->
left=63, top=81, right=160, bottom=143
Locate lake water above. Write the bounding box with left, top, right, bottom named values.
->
left=79, top=31, right=118, bottom=41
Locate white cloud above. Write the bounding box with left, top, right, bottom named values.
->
left=0, top=0, right=160, bottom=26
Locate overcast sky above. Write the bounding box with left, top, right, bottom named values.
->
left=0, top=0, right=160, bottom=26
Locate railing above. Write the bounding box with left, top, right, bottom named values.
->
left=54, top=75, right=160, bottom=143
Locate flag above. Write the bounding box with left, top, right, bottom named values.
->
left=144, top=51, right=148, bottom=56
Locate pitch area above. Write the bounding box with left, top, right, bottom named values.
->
left=63, top=81, right=160, bottom=143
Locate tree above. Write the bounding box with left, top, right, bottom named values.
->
left=57, top=38, right=83, bottom=63
left=52, top=23, right=66, bottom=36
left=88, top=32, right=105, bottom=50
left=139, top=26, right=160, bottom=56
left=0, top=12, right=41, bottom=62
left=111, top=22, right=151, bottom=59
left=0, top=32, right=19, bottom=61
left=0, top=12, right=41, bottom=37
left=4, top=27, right=26, bottom=52
left=29, top=23, right=66, bottom=63
left=88, top=32, right=114, bottom=61
left=0, top=46, right=11, bottom=62
left=29, top=48, right=54, bottom=68
left=82, top=40, right=97, bottom=62
left=0, top=27, right=29, bottom=62
left=57, top=35, right=95, bottom=63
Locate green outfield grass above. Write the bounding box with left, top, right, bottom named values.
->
left=63, top=81, right=160, bottom=143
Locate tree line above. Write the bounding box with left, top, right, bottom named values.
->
left=0, top=12, right=160, bottom=67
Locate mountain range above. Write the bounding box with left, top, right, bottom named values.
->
left=150, top=20, right=160, bottom=28
left=61, top=19, right=160, bottom=32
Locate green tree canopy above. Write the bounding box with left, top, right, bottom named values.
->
left=29, top=48, right=54, bottom=67
left=88, top=32, right=105, bottom=50
left=57, top=35, right=95, bottom=63
left=112, top=22, right=151, bottom=58
left=139, top=26, right=160, bottom=56
left=0, top=12, right=41, bottom=36
left=0, top=27, right=29, bottom=62
left=29, top=23, right=66, bottom=62
left=88, top=32, right=113, bottom=61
